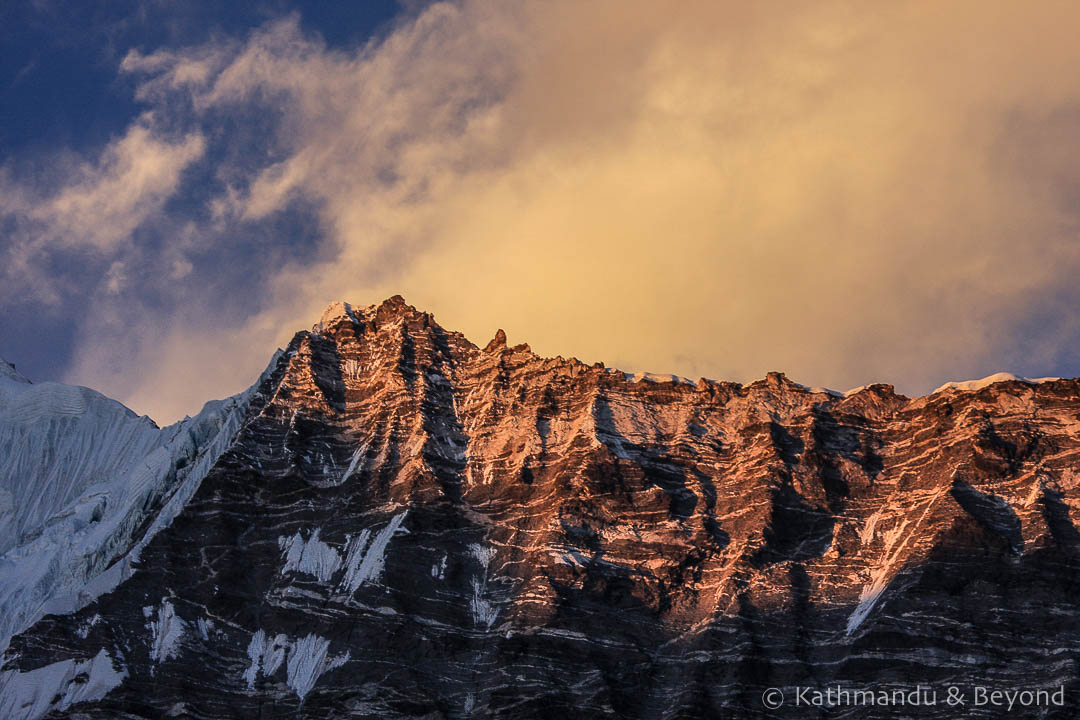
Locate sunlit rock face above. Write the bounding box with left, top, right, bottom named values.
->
left=4, top=296, right=1080, bottom=719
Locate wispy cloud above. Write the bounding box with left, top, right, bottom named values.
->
left=7, top=1, right=1080, bottom=422
left=36, top=123, right=204, bottom=251
left=0, top=118, right=203, bottom=304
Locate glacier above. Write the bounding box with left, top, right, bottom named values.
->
left=0, top=353, right=279, bottom=658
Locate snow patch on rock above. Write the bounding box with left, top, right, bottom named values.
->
left=468, top=543, right=500, bottom=628
left=286, top=633, right=350, bottom=703
left=342, top=359, right=363, bottom=380
left=196, top=617, right=215, bottom=641
left=468, top=543, right=496, bottom=570
left=846, top=489, right=946, bottom=635
left=0, top=648, right=126, bottom=720
left=619, top=371, right=697, bottom=386
left=313, top=301, right=360, bottom=334
left=470, top=578, right=499, bottom=629
left=243, top=629, right=289, bottom=690
left=147, top=600, right=186, bottom=666
left=75, top=613, right=101, bottom=639
left=339, top=510, right=408, bottom=594
left=279, top=528, right=343, bottom=582
left=339, top=447, right=365, bottom=485
left=243, top=630, right=347, bottom=702
left=431, top=553, right=447, bottom=580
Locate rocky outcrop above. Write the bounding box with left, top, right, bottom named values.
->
left=3, top=297, right=1080, bottom=718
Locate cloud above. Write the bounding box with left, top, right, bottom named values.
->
left=170, top=258, right=193, bottom=279
left=29, top=0, right=1080, bottom=422
left=0, top=118, right=204, bottom=304
left=103, top=261, right=126, bottom=294
left=36, top=122, right=205, bottom=251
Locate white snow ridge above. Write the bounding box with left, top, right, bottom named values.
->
left=932, top=372, right=1059, bottom=394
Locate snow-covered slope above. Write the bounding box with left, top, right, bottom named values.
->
left=0, top=367, right=161, bottom=556
left=0, top=354, right=280, bottom=656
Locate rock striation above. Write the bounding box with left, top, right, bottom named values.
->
left=3, top=297, right=1080, bottom=718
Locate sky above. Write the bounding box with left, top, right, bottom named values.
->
left=2, top=0, right=1080, bottom=424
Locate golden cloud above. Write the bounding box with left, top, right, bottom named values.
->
left=62, top=0, right=1080, bottom=422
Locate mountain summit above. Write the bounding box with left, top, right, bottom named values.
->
left=2, top=298, right=1080, bottom=718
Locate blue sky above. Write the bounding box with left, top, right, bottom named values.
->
left=0, top=1, right=401, bottom=384
left=2, top=1, right=1080, bottom=423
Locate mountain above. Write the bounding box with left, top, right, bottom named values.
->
left=2, top=296, right=1080, bottom=718
left=0, top=354, right=279, bottom=658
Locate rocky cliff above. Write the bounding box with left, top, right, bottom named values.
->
left=2, top=297, right=1080, bottom=718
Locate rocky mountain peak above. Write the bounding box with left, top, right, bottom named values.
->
left=484, top=328, right=507, bottom=353
left=3, top=300, right=1080, bottom=719
left=372, top=293, right=421, bottom=324
left=313, top=296, right=433, bottom=336
left=313, top=300, right=359, bottom=332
